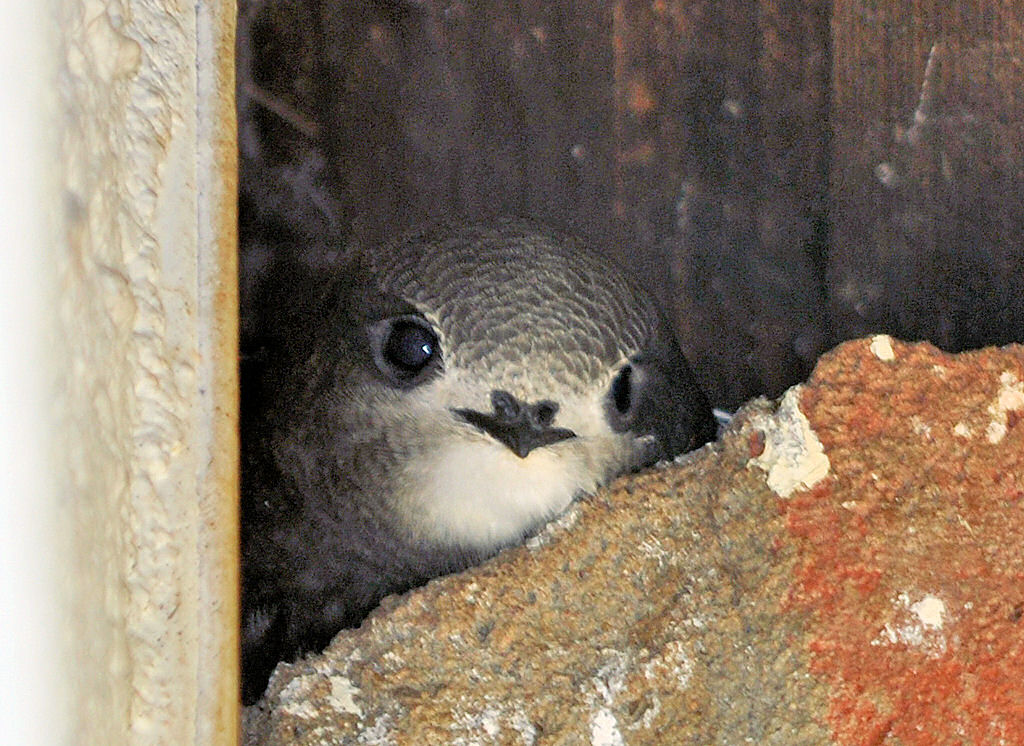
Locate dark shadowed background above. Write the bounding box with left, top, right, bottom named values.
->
left=237, top=0, right=1024, bottom=410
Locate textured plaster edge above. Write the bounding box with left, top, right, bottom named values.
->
left=58, top=0, right=238, bottom=742
left=985, top=371, right=1024, bottom=444
left=748, top=386, right=830, bottom=498
left=126, top=2, right=239, bottom=741
left=869, top=334, right=896, bottom=361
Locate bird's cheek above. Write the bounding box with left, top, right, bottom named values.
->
left=573, top=431, right=649, bottom=483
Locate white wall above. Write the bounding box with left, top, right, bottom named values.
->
left=0, top=1, right=67, bottom=743
left=0, top=1, right=237, bottom=743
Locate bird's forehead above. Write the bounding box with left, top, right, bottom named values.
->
left=370, top=223, right=656, bottom=393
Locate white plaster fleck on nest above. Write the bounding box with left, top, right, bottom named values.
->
left=356, top=714, right=397, bottom=746
left=593, top=651, right=630, bottom=704
left=509, top=705, right=538, bottom=745
left=910, top=416, right=932, bottom=438
left=584, top=651, right=631, bottom=746
left=278, top=674, right=323, bottom=720
left=749, top=386, right=831, bottom=498
left=871, top=592, right=948, bottom=657
left=328, top=675, right=363, bottom=718
left=590, top=707, right=625, bottom=746
left=451, top=698, right=539, bottom=746
left=911, top=595, right=946, bottom=629
left=953, top=422, right=973, bottom=439
left=380, top=650, right=405, bottom=671
left=870, top=334, right=896, bottom=361
left=638, top=697, right=662, bottom=730
left=451, top=703, right=503, bottom=745
left=985, top=371, right=1024, bottom=444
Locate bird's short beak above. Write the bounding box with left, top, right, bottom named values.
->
left=451, top=390, right=577, bottom=458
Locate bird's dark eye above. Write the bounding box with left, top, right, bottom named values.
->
left=380, top=318, right=439, bottom=378
left=610, top=364, right=633, bottom=415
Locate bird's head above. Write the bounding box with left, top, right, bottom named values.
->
left=325, top=221, right=715, bottom=552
